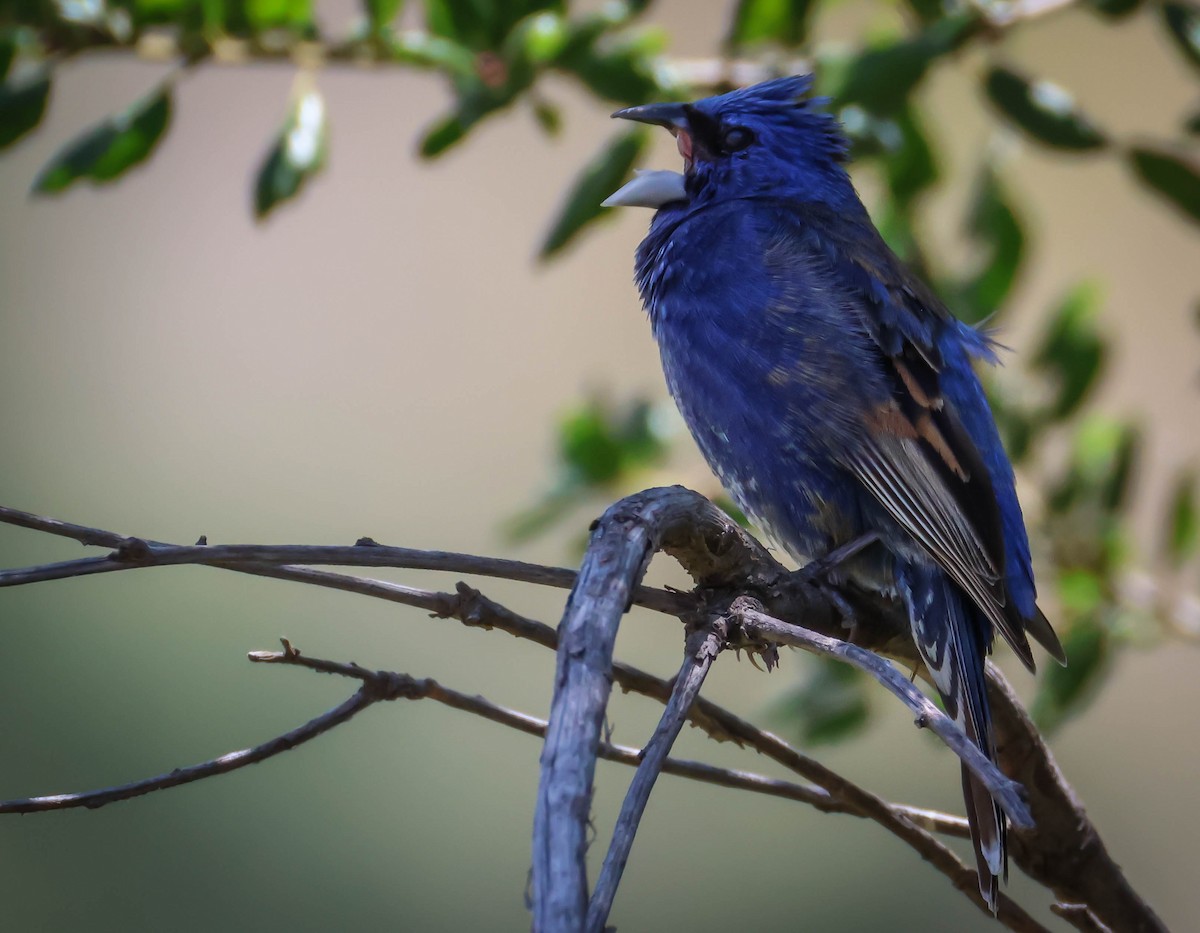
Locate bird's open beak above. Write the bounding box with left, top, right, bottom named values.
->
left=610, top=102, right=690, bottom=131
left=602, top=103, right=690, bottom=209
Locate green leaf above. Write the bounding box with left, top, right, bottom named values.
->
left=1165, top=471, right=1199, bottom=566
left=531, top=98, right=561, bottom=135
left=556, top=395, right=667, bottom=483
left=1128, top=146, right=1200, bottom=226
left=1185, top=110, right=1200, bottom=136
left=363, top=0, right=404, bottom=32
left=1, top=33, right=15, bottom=82
left=553, top=23, right=664, bottom=104
left=0, top=71, right=50, bottom=151
left=984, top=67, right=1107, bottom=150
left=419, top=112, right=470, bottom=157
left=1030, top=282, right=1107, bottom=420
left=33, top=85, right=170, bottom=192
left=1032, top=610, right=1110, bottom=733
left=1162, top=1, right=1200, bottom=72
left=776, top=660, right=870, bottom=745
left=885, top=105, right=938, bottom=208
left=245, top=0, right=314, bottom=32
left=726, top=0, right=817, bottom=48
left=953, top=164, right=1025, bottom=322
left=539, top=127, right=648, bottom=258
left=1087, top=0, right=1142, bottom=17
left=832, top=16, right=976, bottom=116
left=425, top=0, right=564, bottom=51
left=253, top=80, right=327, bottom=219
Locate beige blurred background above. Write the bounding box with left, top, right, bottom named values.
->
left=1, top=1, right=1197, bottom=930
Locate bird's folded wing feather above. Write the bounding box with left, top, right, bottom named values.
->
left=775, top=200, right=1038, bottom=670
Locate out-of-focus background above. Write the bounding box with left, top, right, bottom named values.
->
left=1, top=1, right=1197, bottom=930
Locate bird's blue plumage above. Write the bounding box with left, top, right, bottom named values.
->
left=611, top=75, right=1064, bottom=911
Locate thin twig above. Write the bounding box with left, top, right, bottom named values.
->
left=587, top=620, right=726, bottom=933
left=531, top=489, right=1049, bottom=933
left=0, top=505, right=687, bottom=615
left=729, top=598, right=1032, bottom=829
left=0, top=685, right=376, bottom=813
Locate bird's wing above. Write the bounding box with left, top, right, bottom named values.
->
left=778, top=200, right=1040, bottom=669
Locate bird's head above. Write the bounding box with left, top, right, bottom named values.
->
left=602, top=75, right=851, bottom=211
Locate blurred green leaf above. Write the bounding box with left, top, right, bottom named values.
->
left=1186, top=110, right=1200, bottom=135
left=419, top=111, right=470, bottom=156
left=0, top=70, right=49, bottom=151
left=1087, top=0, right=1142, bottom=17
left=1, top=33, right=15, bottom=81
left=1162, top=1, right=1200, bottom=72
left=531, top=98, right=561, bottom=134
left=775, top=660, right=870, bottom=745
left=33, top=85, right=170, bottom=192
left=426, top=0, right=564, bottom=51
left=363, top=0, right=403, bottom=32
left=554, top=24, right=665, bottom=104
left=885, top=105, right=938, bottom=208
left=253, top=80, right=327, bottom=219
left=726, top=0, right=816, bottom=49
left=902, top=0, right=947, bottom=25
left=389, top=31, right=476, bottom=75
left=953, top=164, right=1025, bottom=322
left=505, top=395, right=669, bottom=540
left=1164, top=471, right=1199, bottom=566
left=1030, top=282, right=1107, bottom=420
left=1032, top=609, right=1110, bottom=733
left=984, top=67, right=1107, bottom=150
left=1128, top=146, right=1200, bottom=226
left=832, top=16, right=976, bottom=116
left=712, top=494, right=751, bottom=528
left=245, top=0, right=313, bottom=31
left=1051, top=416, right=1140, bottom=517
left=555, top=396, right=666, bottom=484
left=540, top=127, right=648, bottom=258
left=514, top=11, right=568, bottom=63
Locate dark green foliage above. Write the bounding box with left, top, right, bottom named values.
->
left=775, top=659, right=870, bottom=745
left=505, top=397, right=669, bottom=541
left=363, top=0, right=405, bottom=33
left=726, top=0, right=817, bottom=49
left=1162, top=1, right=1200, bottom=72
left=253, top=82, right=327, bottom=219
left=1087, top=0, right=1142, bottom=17
left=952, top=165, right=1026, bottom=323
left=1164, top=472, right=1198, bottom=566
left=0, top=70, right=48, bottom=150
left=540, top=128, right=648, bottom=258
left=1032, top=606, right=1110, bottom=733
left=984, top=66, right=1107, bottom=150
left=1128, top=146, right=1200, bottom=226
left=33, top=85, right=170, bottom=192
left=1031, top=283, right=1107, bottom=421
left=832, top=16, right=976, bottom=117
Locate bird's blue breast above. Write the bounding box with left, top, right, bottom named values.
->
left=636, top=199, right=898, bottom=571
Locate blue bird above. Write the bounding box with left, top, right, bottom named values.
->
left=604, top=76, right=1066, bottom=911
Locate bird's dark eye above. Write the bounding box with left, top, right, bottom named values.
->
left=721, top=126, right=754, bottom=152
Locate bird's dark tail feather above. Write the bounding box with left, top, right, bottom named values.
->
left=900, top=562, right=1007, bottom=914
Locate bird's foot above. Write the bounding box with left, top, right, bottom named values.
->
left=788, top=533, right=881, bottom=640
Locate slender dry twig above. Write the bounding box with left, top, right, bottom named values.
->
left=729, top=599, right=1032, bottom=828
left=0, top=637, right=968, bottom=841
left=0, top=495, right=1158, bottom=933
left=587, top=619, right=726, bottom=933
left=531, top=489, right=1050, bottom=933
left=0, top=506, right=686, bottom=615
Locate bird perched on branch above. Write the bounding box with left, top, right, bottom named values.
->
left=603, top=75, right=1066, bottom=911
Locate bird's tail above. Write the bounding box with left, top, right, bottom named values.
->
left=900, top=562, right=1006, bottom=913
